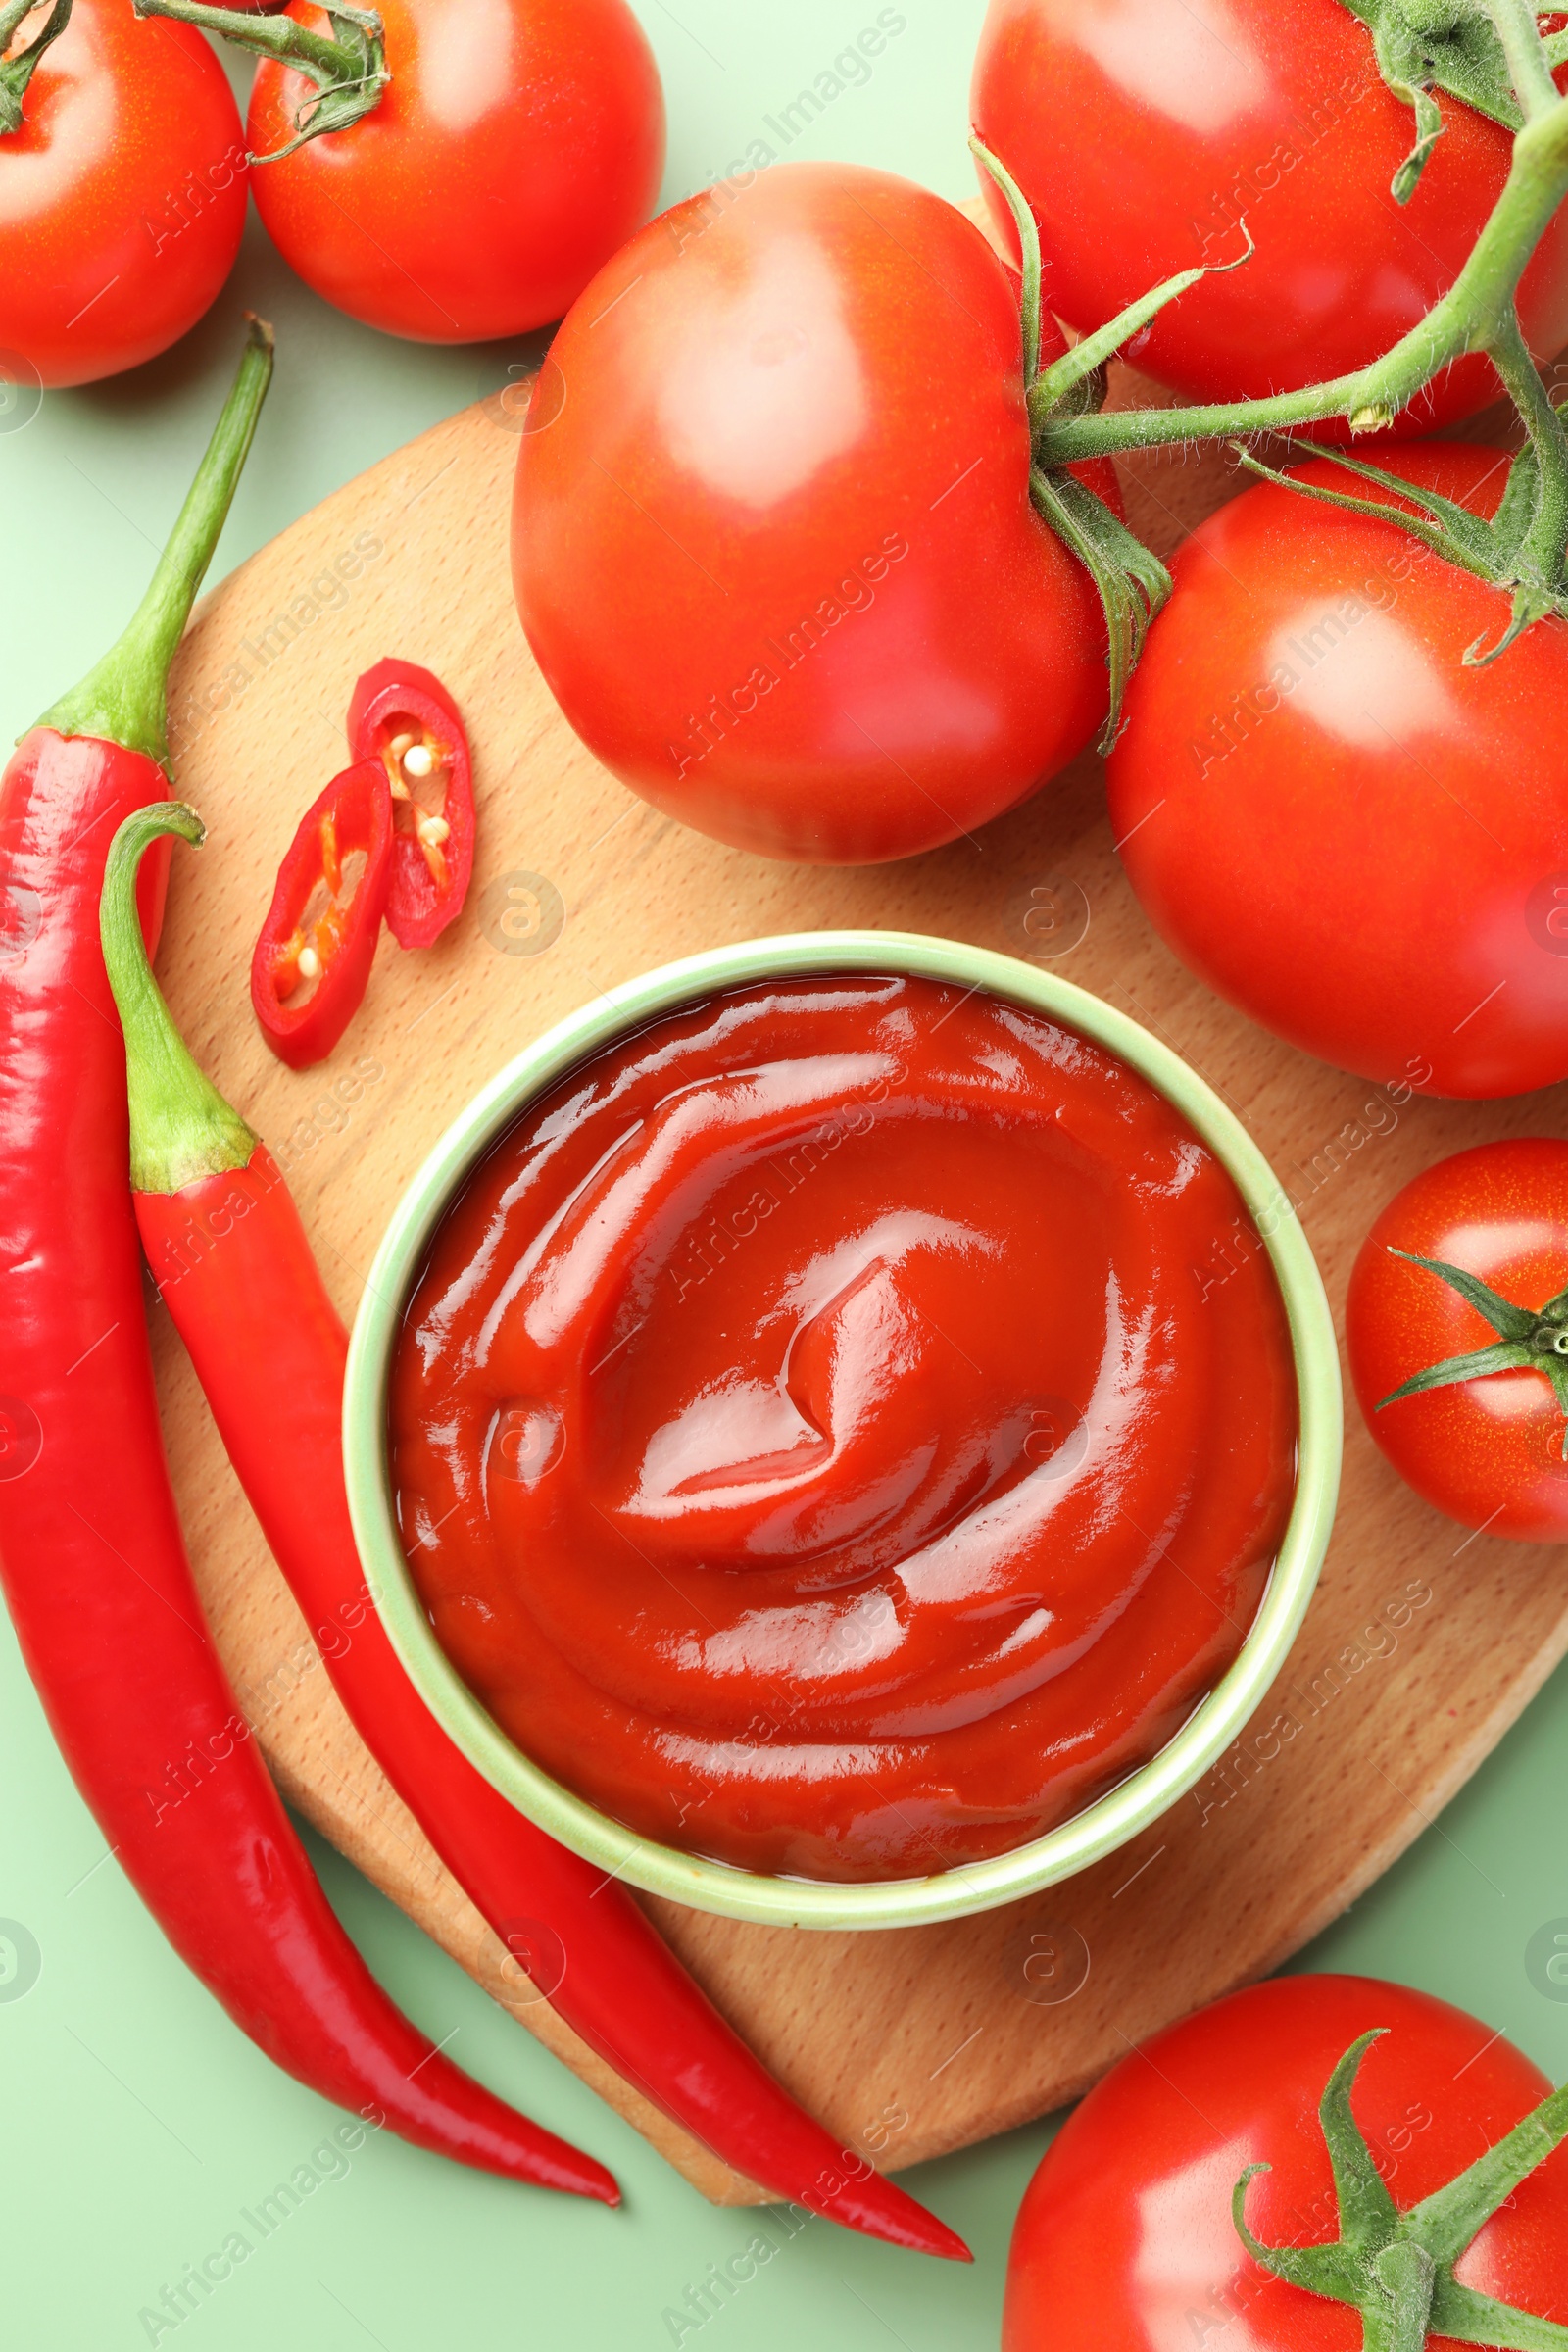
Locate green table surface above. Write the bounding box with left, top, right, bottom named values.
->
left=5, top=7, right=1568, bottom=2346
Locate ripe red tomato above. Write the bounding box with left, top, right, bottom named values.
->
left=1105, top=443, right=1568, bottom=1100
left=971, top=0, right=1568, bottom=438
left=1348, top=1138, right=1568, bottom=1543
left=0, top=0, right=247, bottom=389
left=246, top=0, right=664, bottom=343
left=1005, top=1975, right=1568, bottom=2351
left=513, top=162, right=1116, bottom=865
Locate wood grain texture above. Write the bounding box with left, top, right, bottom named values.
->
left=153, top=277, right=1568, bottom=2202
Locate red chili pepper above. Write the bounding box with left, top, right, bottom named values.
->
left=100, top=801, right=972, bottom=2267
left=250, top=759, right=390, bottom=1069
left=347, top=659, right=475, bottom=948
left=0, top=323, right=615, bottom=2207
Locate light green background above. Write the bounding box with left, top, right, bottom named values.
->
left=4, top=6, right=1568, bottom=2347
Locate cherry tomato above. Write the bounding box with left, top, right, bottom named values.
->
left=0, top=0, right=247, bottom=389
left=1348, top=1138, right=1568, bottom=1543
left=1005, top=1975, right=1568, bottom=2351
left=246, top=0, right=664, bottom=343
left=513, top=162, right=1117, bottom=865
left=971, top=0, right=1568, bottom=439
left=1106, top=443, right=1568, bottom=1100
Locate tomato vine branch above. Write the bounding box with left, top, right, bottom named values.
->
left=1475, top=0, right=1562, bottom=119
left=1027, top=2, right=1567, bottom=460
left=131, top=0, right=389, bottom=160
left=992, top=0, right=1568, bottom=695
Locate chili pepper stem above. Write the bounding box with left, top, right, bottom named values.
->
left=0, top=0, right=71, bottom=135
left=101, top=804, right=257, bottom=1194
left=34, top=317, right=273, bottom=772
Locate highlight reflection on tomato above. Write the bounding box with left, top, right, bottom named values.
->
left=1106, top=443, right=1568, bottom=1101
left=971, top=0, right=1568, bottom=439
left=1, top=0, right=247, bottom=388
left=513, top=162, right=1118, bottom=865
left=246, top=0, right=665, bottom=343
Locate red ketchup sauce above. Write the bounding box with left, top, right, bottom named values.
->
left=390, top=974, right=1298, bottom=1883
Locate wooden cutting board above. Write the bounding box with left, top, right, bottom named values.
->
left=152, top=292, right=1568, bottom=2203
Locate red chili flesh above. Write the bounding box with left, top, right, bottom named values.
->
left=251, top=758, right=390, bottom=1069
left=390, top=974, right=1298, bottom=1884
left=347, top=659, right=475, bottom=949
left=0, top=733, right=612, bottom=2201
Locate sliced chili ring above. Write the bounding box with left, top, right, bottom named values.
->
left=347, top=658, right=475, bottom=950
left=250, top=759, right=392, bottom=1070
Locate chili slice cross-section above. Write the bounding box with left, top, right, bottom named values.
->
left=251, top=759, right=391, bottom=1069
left=348, top=659, right=475, bottom=949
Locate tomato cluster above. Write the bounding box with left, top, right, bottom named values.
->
left=1, top=0, right=665, bottom=384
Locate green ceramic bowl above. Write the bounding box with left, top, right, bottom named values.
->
left=345, top=931, right=1342, bottom=1933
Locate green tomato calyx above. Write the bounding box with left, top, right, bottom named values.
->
left=0, top=0, right=71, bottom=138
left=1225, top=428, right=1568, bottom=668
left=130, top=0, right=389, bottom=163
left=1235, top=2031, right=1568, bottom=2349
left=1377, top=1246, right=1568, bottom=1449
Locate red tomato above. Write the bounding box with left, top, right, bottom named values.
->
left=1005, top=1975, right=1568, bottom=2351
left=1106, top=443, right=1568, bottom=1100
left=971, top=0, right=1568, bottom=439
left=246, top=0, right=664, bottom=343
left=1348, top=1138, right=1568, bottom=1543
left=513, top=163, right=1116, bottom=865
left=0, top=0, right=247, bottom=389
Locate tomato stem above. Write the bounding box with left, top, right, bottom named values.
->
left=1376, top=1246, right=1568, bottom=1449
left=969, top=136, right=1042, bottom=386
left=1475, top=0, right=1562, bottom=119
left=0, top=0, right=71, bottom=138
left=1030, top=10, right=1568, bottom=466
left=1235, top=2032, right=1568, bottom=2348
left=35, top=316, right=273, bottom=774
left=130, top=0, right=389, bottom=161
left=100, top=805, right=258, bottom=1196
left=1484, top=311, right=1568, bottom=603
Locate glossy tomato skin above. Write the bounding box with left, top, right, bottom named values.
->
left=972, top=0, right=1568, bottom=440
left=513, top=163, right=1115, bottom=864
left=0, top=0, right=247, bottom=389
left=247, top=0, right=664, bottom=343
left=1107, top=443, right=1568, bottom=1100
left=1005, top=1976, right=1568, bottom=2351
left=1348, top=1139, right=1568, bottom=1541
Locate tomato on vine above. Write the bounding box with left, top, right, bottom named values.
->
left=1348, top=1138, right=1568, bottom=1542
left=138, top=0, right=665, bottom=345
left=513, top=161, right=1121, bottom=865
left=1104, top=442, right=1568, bottom=1099
left=1, top=0, right=248, bottom=389
left=972, top=0, right=1568, bottom=439
left=1005, top=1975, right=1568, bottom=2351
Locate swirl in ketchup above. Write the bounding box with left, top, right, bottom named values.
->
left=390, top=974, right=1298, bottom=1884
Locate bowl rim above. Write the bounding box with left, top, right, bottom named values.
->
left=344, top=929, right=1343, bottom=1933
